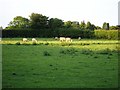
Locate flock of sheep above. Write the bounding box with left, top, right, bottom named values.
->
left=23, top=38, right=38, bottom=43
left=23, top=37, right=81, bottom=43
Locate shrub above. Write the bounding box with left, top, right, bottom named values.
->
left=94, top=30, right=119, bottom=40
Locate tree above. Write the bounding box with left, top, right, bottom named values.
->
left=102, top=22, right=109, bottom=30
left=110, top=26, right=119, bottom=30
left=71, top=21, right=80, bottom=29
left=96, top=26, right=101, bottom=30
left=80, top=21, right=86, bottom=30
left=86, top=21, right=92, bottom=30
left=29, top=13, right=49, bottom=29
left=7, top=16, right=29, bottom=29
left=48, top=18, right=64, bottom=29
left=64, top=21, right=72, bottom=28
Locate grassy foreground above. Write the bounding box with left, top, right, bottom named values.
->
left=2, top=38, right=119, bottom=88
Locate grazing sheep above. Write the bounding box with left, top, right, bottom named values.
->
left=78, top=37, right=81, bottom=40
left=55, top=37, right=58, bottom=40
left=32, top=38, right=37, bottom=43
left=66, top=37, right=72, bottom=42
left=23, top=38, right=28, bottom=42
left=60, top=37, right=66, bottom=42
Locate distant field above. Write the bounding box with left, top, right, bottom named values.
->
left=2, top=38, right=119, bottom=88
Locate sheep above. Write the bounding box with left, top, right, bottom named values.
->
left=55, top=37, right=58, bottom=40
left=32, top=38, right=37, bottom=43
left=66, top=37, right=72, bottom=42
left=22, top=38, right=28, bottom=42
left=60, top=37, right=66, bottom=42
left=78, top=37, right=81, bottom=40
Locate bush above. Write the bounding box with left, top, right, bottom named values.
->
left=2, top=28, right=94, bottom=39
left=2, top=29, right=119, bottom=40
left=94, top=30, right=119, bottom=40
left=58, top=28, right=94, bottom=38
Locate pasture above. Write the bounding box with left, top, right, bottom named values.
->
left=1, top=38, right=119, bottom=88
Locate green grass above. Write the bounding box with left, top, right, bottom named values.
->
left=2, top=38, right=119, bottom=88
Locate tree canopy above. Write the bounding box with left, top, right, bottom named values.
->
left=29, top=13, right=49, bottom=29
left=7, top=16, right=29, bottom=29
left=49, top=18, right=64, bottom=29
left=5, top=12, right=118, bottom=31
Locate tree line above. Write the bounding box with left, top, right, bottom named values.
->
left=2, top=13, right=119, bottom=40
left=4, top=13, right=119, bottom=30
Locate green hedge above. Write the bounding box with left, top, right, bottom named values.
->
left=2, top=29, right=119, bottom=39
left=2, top=29, right=53, bottom=38
left=56, top=28, right=94, bottom=38
left=2, top=28, right=94, bottom=38
left=94, top=30, right=119, bottom=40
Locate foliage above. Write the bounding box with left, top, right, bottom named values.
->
left=64, top=21, right=72, bottom=28
left=94, top=30, right=119, bottom=39
left=102, top=22, right=109, bottom=30
left=29, top=13, right=49, bottom=29
left=49, top=18, right=64, bottom=29
left=71, top=21, right=80, bottom=29
left=2, top=28, right=94, bottom=38
left=3, top=29, right=119, bottom=40
left=6, top=16, right=30, bottom=29
left=80, top=21, right=86, bottom=30
left=110, top=26, right=119, bottom=30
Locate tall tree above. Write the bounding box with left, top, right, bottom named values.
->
left=48, top=18, right=64, bottom=29
left=96, top=26, right=101, bottom=30
left=102, top=22, right=109, bottom=30
left=86, top=21, right=92, bottom=30
left=71, top=21, right=80, bottom=29
left=7, top=16, right=29, bottom=29
left=80, top=21, right=86, bottom=30
left=64, top=21, right=72, bottom=28
left=29, top=13, right=49, bottom=29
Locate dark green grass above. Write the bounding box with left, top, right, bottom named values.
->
left=2, top=45, right=118, bottom=88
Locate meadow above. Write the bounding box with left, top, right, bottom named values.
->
left=1, top=38, right=119, bottom=88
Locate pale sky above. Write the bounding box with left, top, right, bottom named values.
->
left=0, top=0, right=119, bottom=28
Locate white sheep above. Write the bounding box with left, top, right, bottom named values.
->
left=60, top=37, right=66, bottom=42
left=55, top=37, right=58, bottom=40
left=78, top=37, right=81, bottom=40
left=23, top=38, right=28, bottom=42
left=32, top=38, right=37, bottom=43
left=66, top=37, right=72, bottom=42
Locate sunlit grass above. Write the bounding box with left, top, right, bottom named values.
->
left=2, top=38, right=119, bottom=88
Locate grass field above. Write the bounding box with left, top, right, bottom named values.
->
left=1, top=38, right=119, bottom=88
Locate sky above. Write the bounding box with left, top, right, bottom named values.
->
left=0, top=0, right=119, bottom=28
